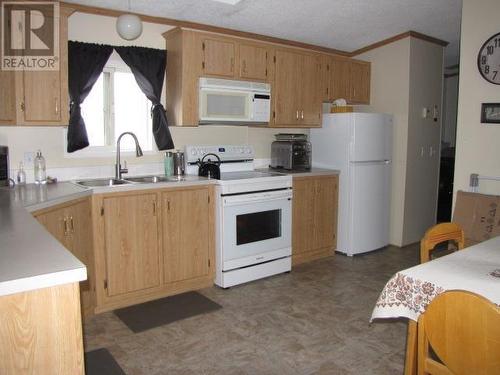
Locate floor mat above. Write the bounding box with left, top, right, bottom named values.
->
left=114, top=291, right=222, bottom=333
left=85, top=348, right=126, bottom=375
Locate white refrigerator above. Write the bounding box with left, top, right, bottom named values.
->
left=311, top=113, right=392, bottom=256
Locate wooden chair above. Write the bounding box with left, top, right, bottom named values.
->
left=420, top=222, right=465, bottom=263
left=417, top=290, right=500, bottom=375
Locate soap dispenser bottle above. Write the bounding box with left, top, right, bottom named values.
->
left=17, top=162, right=26, bottom=185
left=34, top=150, right=47, bottom=184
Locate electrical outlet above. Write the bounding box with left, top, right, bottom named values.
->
left=24, top=152, right=35, bottom=168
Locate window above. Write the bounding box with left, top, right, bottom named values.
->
left=67, top=53, right=154, bottom=156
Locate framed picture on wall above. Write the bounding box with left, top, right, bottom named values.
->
left=480, top=103, right=500, bottom=124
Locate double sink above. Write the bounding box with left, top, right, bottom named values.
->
left=75, top=175, right=186, bottom=188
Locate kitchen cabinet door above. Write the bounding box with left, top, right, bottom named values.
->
left=0, top=71, right=16, bottom=125
left=292, top=175, right=338, bottom=265
left=162, top=187, right=211, bottom=283
left=273, top=49, right=300, bottom=126
left=239, top=43, right=268, bottom=81
left=350, top=60, right=371, bottom=104
left=313, top=176, right=338, bottom=250
left=103, top=193, right=161, bottom=297
left=23, top=70, right=62, bottom=123
left=292, top=178, right=316, bottom=256
left=300, top=53, right=322, bottom=127
left=35, top=207, right=68, bottom=247
left=202, top=38, right=236, bottom=78
left=330, top=57, right=351, bottom=101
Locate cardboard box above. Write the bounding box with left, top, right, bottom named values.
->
left=453, top=191, right=500, bottom=246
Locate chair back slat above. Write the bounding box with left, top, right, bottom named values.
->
left=420, top=222, right=465, bottom=263
left=418, top=291, right=500, bottom=375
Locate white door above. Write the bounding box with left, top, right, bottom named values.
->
left=350, top=113, right=392, bottom=162
left=348, top=161, right=391, bottom=255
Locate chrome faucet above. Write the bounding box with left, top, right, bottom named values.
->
left=115, top=132, right=143, bottom=180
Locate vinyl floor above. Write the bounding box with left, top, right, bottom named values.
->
left=83, top=244, right=419, bottom=374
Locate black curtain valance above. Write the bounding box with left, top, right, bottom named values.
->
left=67, top=41, right=174, bottom=153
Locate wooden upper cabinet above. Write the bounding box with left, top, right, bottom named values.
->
left=202, top=38, right=236, bottom=78
left=300, top=53, right=322, bottom=126
left=350, top=60, right=371, bottom=104
left=162, top=187, right=211, bottom=284
left=273, top=49, right=300, bottom=126
left=0, top=71, right=16, bottom=125
left=273, top=49, right=321, bottom=127
left=324, top=56, right=371, bottom=105
left=2, top=8, right=70, bottom=126
left=330, top=57, right=351, bottom=101
left=239, top=43, right=268, bottom=80
left=23, top=70, right=62, bottom=122
left=103, top=193, right=161, bottom=297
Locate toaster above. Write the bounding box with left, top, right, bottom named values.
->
left=270, top=140, right=312, bottom=171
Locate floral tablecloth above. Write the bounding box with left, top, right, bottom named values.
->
left=371, top=236, right=500, bottom=322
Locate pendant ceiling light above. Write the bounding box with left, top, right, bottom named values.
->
left=116, top=0, right=143, bottom=41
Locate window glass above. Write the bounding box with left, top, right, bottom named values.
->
left=81, top=74, right=105, bottom=147
left=114, top=72, right=152, bottom=150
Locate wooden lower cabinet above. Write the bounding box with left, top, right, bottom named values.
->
left=162, top=188, right=211, bottom=283
left=92, top=185, right=215, bottom=313
left=33, top=197, right=94, bottom=318
left=0, top=282, right=84, bottom=375
left=102, top=193, right=161, bottom=297
left=292, top=175, right=339, bottom=265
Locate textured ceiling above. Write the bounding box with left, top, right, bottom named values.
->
left=64, top=0, right=462, bottom=66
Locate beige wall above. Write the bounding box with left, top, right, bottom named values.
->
left=454, top=0, right=500, bottom=196
left=357, top=38, right=411, bottom=246
left=402, top=38, right=443, bottom=244
left=0, top=13, right=307, bottom=173
left=358, top=37, right=443, bottom=246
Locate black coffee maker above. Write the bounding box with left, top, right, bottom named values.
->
left=197, top=153, right=221, bottom=180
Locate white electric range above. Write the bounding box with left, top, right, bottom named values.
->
left=185, top=145, right=293, bottom=288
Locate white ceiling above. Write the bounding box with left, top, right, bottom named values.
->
left=64, top=0, right=462, bottom=66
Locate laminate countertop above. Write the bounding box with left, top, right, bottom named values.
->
left=0, top=176, right=215, bottom=297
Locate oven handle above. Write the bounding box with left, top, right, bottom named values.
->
left=223, top=190, right=292, bottom=206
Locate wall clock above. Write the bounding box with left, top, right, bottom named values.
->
left=477, top=32, right=500, bottom=84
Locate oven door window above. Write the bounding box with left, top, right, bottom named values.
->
left=236, top=209, right=281, bottom=245
left=222, top=195, right=292, bottom=263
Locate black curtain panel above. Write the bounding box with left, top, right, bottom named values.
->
left=67, top=41, right=113, bottom=152
left=115, top=46, right=174, bottom=150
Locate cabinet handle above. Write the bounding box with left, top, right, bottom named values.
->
left=55, top=98, right=59, bottom=115
left=242, top=60, right=246, bottom=74
left=296, top=110, right=299, bottom=120
left=231, top=57, right=234, bottom=72
left=69, top=216, right=74, bottom=233
left=167, top=200, right=170, bottom=211
left=301, top=110, right=304, bottom=119
left=20, top=102, right=25, bottom=112
left=153, top=201, right=157, bottom=216
left=63, top=217, right=69, bottom=236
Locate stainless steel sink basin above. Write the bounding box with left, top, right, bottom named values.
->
left=75, top=178, right=131, bottom=187
left=125, top=175, right=169, bottom=183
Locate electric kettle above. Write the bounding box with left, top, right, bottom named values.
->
left=197, top=153, right=221, bottom=180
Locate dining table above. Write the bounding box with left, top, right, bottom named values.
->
left=371, top=235, right=500, bottom=375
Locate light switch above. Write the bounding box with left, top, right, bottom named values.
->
left=422, top=107, right=429, bottom=119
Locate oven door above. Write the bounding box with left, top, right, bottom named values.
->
left=222, top=189, right=292, bottom=270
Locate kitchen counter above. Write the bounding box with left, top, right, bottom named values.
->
left=257, top=168, right=340, bottom=177
left=0, top=176, right=215, bottom=297
left=0, top=185, right=87, bottom=297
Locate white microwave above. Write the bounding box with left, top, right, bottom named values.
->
left=199, top=78, right=271, bottom=125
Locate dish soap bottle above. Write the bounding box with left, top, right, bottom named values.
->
left=34, top=150, right=47, bottom=184
left=17, top=161, right=26, bottom=185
